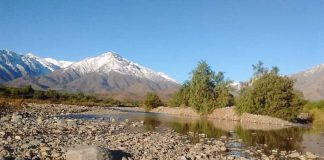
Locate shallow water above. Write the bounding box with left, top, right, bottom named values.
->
left=64, top=108, right=324, bottom=157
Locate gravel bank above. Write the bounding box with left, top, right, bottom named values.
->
left=0, top=104, right=318, bottom=160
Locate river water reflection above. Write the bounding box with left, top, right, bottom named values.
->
left=66, top=110, right=324, bottom=157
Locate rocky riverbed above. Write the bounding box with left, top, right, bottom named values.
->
left=0, top=104, right=320, bottom=160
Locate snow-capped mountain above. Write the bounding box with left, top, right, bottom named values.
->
left=0, top=50, right=68, bottom=82
left=7, top=51, right=180, bottom=100
left=44, top=58, right=73, bottom=68
left=65, top=52, right=177, bottom=83
left=291, top=63, right=324, bottom=101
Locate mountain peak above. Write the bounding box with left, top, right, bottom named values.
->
left=66, top=51, right=179, bottom=83
left=100, top=51, right=122, bottom=58
left=302, top=63, right=324, bottom=77
left=26, top=53, right=36, bottom=57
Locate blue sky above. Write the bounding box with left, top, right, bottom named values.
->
left=1, top=0, right=323, bottom=82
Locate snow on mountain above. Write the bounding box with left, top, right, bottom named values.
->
left=6, top=51, right=180, bottom=100
left=44, top=58, right=73, bottom=68
left=0, top=50, right=70, bottom=82
left=25, top=53, right=60, bottom=71
left=66, top=52, right=178, bottom=83
left=301, top=63, right=324, bottom=77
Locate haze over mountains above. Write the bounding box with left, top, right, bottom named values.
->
left=0, top=50, right=180, bottom=100
left=1, top=49, right=324, bottom=101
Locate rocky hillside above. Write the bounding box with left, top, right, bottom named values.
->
left=291, top=64, right=324, bottom=101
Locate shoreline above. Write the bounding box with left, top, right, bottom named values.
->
left=151, top=106, right=296, bottom=126
left=0, top=103, right=319, bottom=160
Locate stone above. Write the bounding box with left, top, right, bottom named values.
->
left=0, top=116, right=10, bottom=122
left=220, top=146, right=227, bottom=152
left=14, top=136, right=22, bottom=140
left=66, top=146, right=112, bottom=160
left=67, top=119, right=78, bottom=128
left=305, top=152, right=317, bottom=159
left=37, top=116, right=43, bottom=125
left=288, top=152, right=300, bottom=158
left=0, top=148, right=9, bottom=158
left=11, top=113, right=23, bottom=123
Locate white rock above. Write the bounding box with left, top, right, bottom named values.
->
left=306, top=152, right=317, bottom=159
left=66, top=146, right=112, bottom=160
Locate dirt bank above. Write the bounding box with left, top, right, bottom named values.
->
left=151, top=106, right=295, bottom=126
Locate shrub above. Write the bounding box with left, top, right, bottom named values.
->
left=143, top=93, right=163, bottom=111
left=169, top=81, right=190, bottom=107
left=236, top=62, right=305, bottom=121
left=303, top=101, right=324, bottom=129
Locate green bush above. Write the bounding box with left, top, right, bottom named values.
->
left=143, top=93, right=163, bottom=111
left=170, top=61, right=234, bottom=114
left=304, top=100, right=324, bottom=111
left=169, top=81, right=190, bottom=107
left=236, top=62, right=305, bottom=121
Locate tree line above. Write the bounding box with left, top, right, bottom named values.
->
left=0, top=85, right=121, bottom=106
left=162, top=60, right=308, bottom=122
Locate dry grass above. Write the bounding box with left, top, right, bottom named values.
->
left=0, top=98, right=24, bottom=112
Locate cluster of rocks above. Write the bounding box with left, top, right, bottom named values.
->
left=0, top=104, right=320, bottom=160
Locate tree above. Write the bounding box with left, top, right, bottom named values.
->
left=143, top=93, right=163, bottom=111
left=169, top=81, right=190, bottom=107
left=174, top=61, right=234, bottom=114
left=252, top=61, right=268, bottom=78
left=33, top=90, right=46, bottom=99
left=236, top=63, right=305, bottom=121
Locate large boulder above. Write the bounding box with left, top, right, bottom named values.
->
left=66, top=146, right=112, bottom=160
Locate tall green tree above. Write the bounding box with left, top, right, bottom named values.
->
left=173, top=61, right=233, bottom=114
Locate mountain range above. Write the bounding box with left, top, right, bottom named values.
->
left=1, top=49, right=324, bottom=101
left=0, top=50, right=180, bottom=100
left=0, top=50, right=72, bottom=82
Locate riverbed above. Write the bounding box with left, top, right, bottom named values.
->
left=1, top=103, right=322, bottom=160
left=65, top=106, right=324, bottom=158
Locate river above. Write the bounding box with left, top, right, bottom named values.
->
left=64, top=108, right=324, bottom=158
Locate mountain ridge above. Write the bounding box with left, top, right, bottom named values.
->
left=3, top=50, right=180, bottom=100
left=0, top=50, right=70, bottom=82
left=290, top=63, right=324, bottom=101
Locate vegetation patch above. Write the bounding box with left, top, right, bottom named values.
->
left=0, top=85, right=123, bottom=107
left=169, top=61, right=234, bottom=114
left=143, top=93, right=163, bottom=111
left=303, top=101, right=324, bottom=129
left=235, top=61, right=305, bottom=122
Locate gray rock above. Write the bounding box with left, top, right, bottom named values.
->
left=67, top=119, right=78, bottom=128
left=0, top=116, right=10, bottom=122
left=11, top=113, right=22, bottom=123
left=66, top=146, right=112, bottom=160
